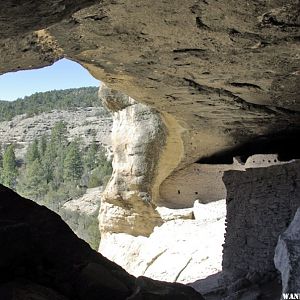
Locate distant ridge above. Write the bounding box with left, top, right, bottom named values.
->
left=0, top=86, right=105, bottom=122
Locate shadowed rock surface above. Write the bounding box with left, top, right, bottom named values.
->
left=0, top=184, right=203, bottom=300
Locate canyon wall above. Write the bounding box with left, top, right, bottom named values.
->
left=0, top=107, right=112, bottom=160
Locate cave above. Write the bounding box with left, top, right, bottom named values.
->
left=1, top=1, right=300, bottom=299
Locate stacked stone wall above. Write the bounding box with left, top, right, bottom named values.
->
left=222, top=160, right=300, bottom=278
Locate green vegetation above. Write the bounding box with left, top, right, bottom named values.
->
left=0, top=87, right=110, bottom=122
left=0, top=121, right=112, bottom=213
left=0, top=144, right=18, bottom=189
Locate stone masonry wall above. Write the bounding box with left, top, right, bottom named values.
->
left=222, top=160, right=300, bottom=279
left=159, top=154, right=284, bottom=209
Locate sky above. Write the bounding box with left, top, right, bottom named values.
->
left=0, top=59, right=99, bottom=101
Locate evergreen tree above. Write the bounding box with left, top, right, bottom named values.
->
left=1, top=144, right=17, bottom=189
left=42, top=142, right=56, bottom=184
left=63, top=141, right=83, bottom=182
left=17, top=159, right=48, bottom=201
left=25, top=139, right=40, bottom=164
left=1, top=120, right=112, bottom=212
left=0, top=87, right=107, bottom=122
left=50, top=121, right=68, bottom=148
left=39, top=135, right=47, bottom=157
left=42, top=122, right=67, bottom=187
left=52, top=146, right=65, bottom=188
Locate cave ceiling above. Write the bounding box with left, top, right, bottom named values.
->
left=1, top=0, right=299, bottom=162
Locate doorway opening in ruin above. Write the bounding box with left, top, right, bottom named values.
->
left=0, top=58, right=113, bottom=250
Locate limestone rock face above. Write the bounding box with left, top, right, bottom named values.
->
left=98, top=84, right=169, bottom=237
left=99, top=85, right=136, bottom=112
left=0, top=107, right=112, bottom=161
left=274, top=207, right=300, bottom=295
left=100, top=200, right=226, bottom=290
left=0, top=184, right=204, bottom=300
left=60, top=187, right=102, bottom=250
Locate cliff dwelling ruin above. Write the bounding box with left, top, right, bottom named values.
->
left=0, top=0, right=299, bottom=299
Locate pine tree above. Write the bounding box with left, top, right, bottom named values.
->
left=52, top=145, right=65, bottom=188
left=39, top=135, right=48, bottom=157
left=17, top=159, right=48, bottom=201
left=41, top=122, right=68, bottom=187
left=63, top=141, right=83, bottom=182
left=26, top=139, right=40, bottom=164
left=42, top=142, right=56, bottom=184
left=51, top=121, right=68, bottom=148
left=1, top=144, right=17, bottom=189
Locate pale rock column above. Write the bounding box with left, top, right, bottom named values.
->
left=98, top=84, right=166, bottom=238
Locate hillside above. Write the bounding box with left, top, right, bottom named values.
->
left=0, top=87, right=112, bottom=160
left=0, top=86, right=109, bottom=121
left=0, top=88, right=113, bottom=250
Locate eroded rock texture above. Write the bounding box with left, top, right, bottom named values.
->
left=0, top=184, right=203, bottom=300
left=98, top=83, right=166, bottom=237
